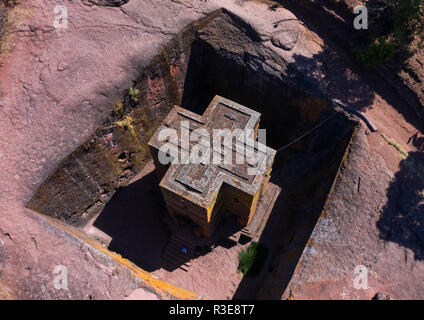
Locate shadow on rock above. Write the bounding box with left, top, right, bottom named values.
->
left=377, top=151, right=424, bottom=260
left=93, top=170, right=171, bottom=272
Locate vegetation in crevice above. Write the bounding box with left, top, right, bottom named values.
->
left=0, top=1, right=32, bottom=53
left=355, top=0, right=423, bottom=68
left=354, top=37, right=398, bottom=69
left=381, top=133, right=409, bottom=159
left=238, top=242, right=269, bottom=277
left=128, top=86, right=140, bottom=103
left=389, top=0, right=424, bottom=44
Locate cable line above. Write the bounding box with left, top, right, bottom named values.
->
left=275, top=112, right=338, bottom=153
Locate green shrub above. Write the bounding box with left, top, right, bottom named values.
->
left=128, top=86, right=140, bottom=102
left=355, top=37, right=397, bottom=69
left=389, top=0, right=424, bottom=44
left=238, top=242, right=268, bottom=277
left=355, top=1, right=423, bottom=68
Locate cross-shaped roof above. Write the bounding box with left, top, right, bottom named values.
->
left=149, top=96, right=276, bottom=235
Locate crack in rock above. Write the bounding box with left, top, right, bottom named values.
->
left=85, top=0, right=130, bottom=7
left=0, top=240, right=6, bottom=272
left=31, top=237, right=38, bottom=250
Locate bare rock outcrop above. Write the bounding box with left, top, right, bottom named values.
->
left=280, top=0, right=424, bottom=120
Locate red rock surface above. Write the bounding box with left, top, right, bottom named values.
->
left=0, top=0, right=423, bottom=299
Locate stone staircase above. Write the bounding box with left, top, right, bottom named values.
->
left=162, top=232, right=198, bottom=272
left=228, top=233, right=240, bottom=243
left=224, top=225, right=252, bottom=245
left=161, top=184, right=281, bottom=271
left=240, top=227, right=252, bottom=239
